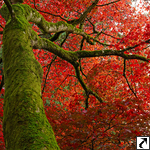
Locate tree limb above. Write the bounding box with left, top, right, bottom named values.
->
left=0, top=75, right=4, bottom=93
left=76, top=50, right=149, bottom=62
left=27, top=4, right=114, bottom=46
left=33, top=0, right=67, bottom=22
left=67, top=0, right=99, bottom=25
left=73, top=64, right=103, bottom=104
left=32, top=31, right=149, bottom=63
left=3, top=0, right=15, bottom=18
left=96, top=0, right=121, bottom=7
left=123, top=59, right=138, bottom=99
left=42, top=55, right=57, bottom=95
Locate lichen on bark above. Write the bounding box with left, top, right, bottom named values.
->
left=1, top=3, right=60, bottom=150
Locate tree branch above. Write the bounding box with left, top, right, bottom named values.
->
left=42, top=55, right=57, bottom=95
left=3, top=0, right=15, bottom=18
left=0, top=75, right=4, bottom=93
left=67, top=0, right=99, bottom=25
left=33, top=0, right=67, bottom=22
left=0, top=58, right=2, bottom=64
left=31, top=34, right=79, bottom=65
left=79, top=38, right=87, bottom=78
left=73, top=64, right=103, bottom=104
left=32, top=30, right=149, bottom=65
left=76, top=50, right=149, bottom=62
left=26, top=3, right=115, bottom=46
left=123, top=59, right=138, bottom=99
left=96, top=0, right=121, bottom=7
left=122, top=39, right=150, bottom=52
left=0, top=24, right=4, bottom=29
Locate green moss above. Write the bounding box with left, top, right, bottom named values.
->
left=1, top=3, right=60, bottom=150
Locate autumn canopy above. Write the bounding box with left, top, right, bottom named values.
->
left=0, top=0, right=149, bottom=149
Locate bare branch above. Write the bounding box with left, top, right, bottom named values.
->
left=0, top=58, right=2, bottom=64
left=101, top=31, right=121, bottom=40
left=33, top=0, right=67, bottom=22
left=79, top=38, right=87, bottom=77
left=122, top=39, right=150, bottom=52
left=0, top=75, right=4, bottom=93
left=42, top=55, right=57, bottom=95
left=74, top=64, right=103, bottom=103
left=96, top=0, right=121, bottom=7
left=0, top=24, right=4, bottom=29
left=123, top=59, right=138, bottom=99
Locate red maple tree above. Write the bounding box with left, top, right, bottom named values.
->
left=0, top=0, right=150, bottom=149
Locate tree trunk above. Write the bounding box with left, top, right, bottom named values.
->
left=1, top=4, right=60, bottom=150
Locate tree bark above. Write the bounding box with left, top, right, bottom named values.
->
left=1, top=4, right=60, bottom=150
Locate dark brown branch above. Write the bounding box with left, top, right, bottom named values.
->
left=122, top=39, right=150, bottom=52
left=60, top=32, right=69, bottom=47
left=96, top=0, right=121, bottom=7
left=74, top=64, right=103, bottom=103
left=85, top=94, right=89, bottom=110
left=50, top=32, right=64, bottom=42
left=123, top=59, right=138, bottom=99
left=42, top=55, right=57, bottom=94
left=3, top=0, right=15, bottom=18
left=0, top=24, right=4, bottom=29
left=67, top=0, right=99, bottom=25
left=87, top=17, right=121, bottom=40
left=33, top=0, right=67, bottom=22
left=0, top=75, right=4, bottom=92
left=79, top=38, right=87, bottom=78
left=101, top=31, right=121, bottom=40
left=0, top=58, right=2, bottom=64
left=54, top=75, right=72, bottom=92
left=76, top=50, right=149, bottom=62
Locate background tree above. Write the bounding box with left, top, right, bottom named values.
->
left=0, top=0, right=150, bottom=149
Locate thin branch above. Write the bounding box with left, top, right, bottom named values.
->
left=74, top=64, right=103, bottom=104
left=33, top=0, right=67, bottom=22
left=42, top=55, right=57, bottom=94
left=101, top=31, right=121, bottom=40
left=87, top=17, right=120, bottom=40
left=50, top=31, right=64, bottom=42
left=55, top=74, right=70, bottom=91
left=0, top=58, right=2, bottom=64
left=0, top=75, right=4, bottom=92
left=122, top=39, right=150, bottom=52
left=143, top=45, right=150, bottom=50
left=42, top=32, right=69, bottom=94
left=96, top=0, right=121, bottom=7
left=60, top=32, right=69, bottom=47
left=67, top=0, right=99, bottom=25
left=85, top=94, right=89, bottom=109
left=123, top=59, right=138, bottom=99
left=0, top=24, right=4, bottom=29
left=79, top=38, right=87, bottom=78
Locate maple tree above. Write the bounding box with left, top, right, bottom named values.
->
left=0, top=0, right=150, bottom=149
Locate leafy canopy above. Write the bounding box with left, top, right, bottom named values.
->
left=0, top=0, right=150, bottom=149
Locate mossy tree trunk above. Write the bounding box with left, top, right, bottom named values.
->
left=1, top=4, right=60, bottom=150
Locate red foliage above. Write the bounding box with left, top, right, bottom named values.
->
left=0, top=0, right=150, bottom=149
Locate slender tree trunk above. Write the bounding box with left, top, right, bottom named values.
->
left=1, top=4, right=60, bottom=150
